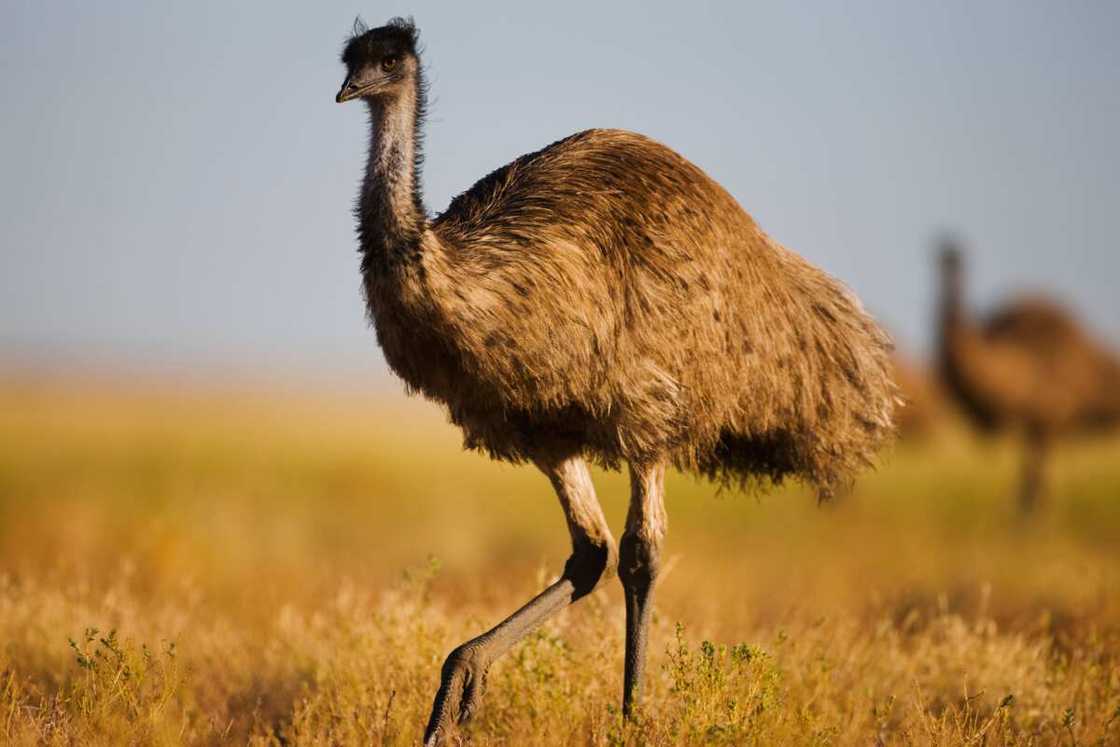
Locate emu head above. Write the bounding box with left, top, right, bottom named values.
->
left=336, top=17, right=420, bottom=103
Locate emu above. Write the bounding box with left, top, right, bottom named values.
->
left=336, top=18, right=896, bottom=744
left=937, top=240, right=1120, bottom=511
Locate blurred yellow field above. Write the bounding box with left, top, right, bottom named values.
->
left=2, top=380, right=1118, bottom=745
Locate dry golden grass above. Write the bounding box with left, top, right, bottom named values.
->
left=1, top=379, right=1118, bottom=745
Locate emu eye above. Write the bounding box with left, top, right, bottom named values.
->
left=381, top=55, right=399, bottom=72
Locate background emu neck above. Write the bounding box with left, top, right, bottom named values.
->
left=359, top=78, right=426, bottom=267
left=938, top=262, right=965, bottom=341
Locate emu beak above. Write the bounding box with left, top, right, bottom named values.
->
left=336, top=74, right=359, bottom=103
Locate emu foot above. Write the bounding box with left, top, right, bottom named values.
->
left=423, top=645, right=491, bottom=746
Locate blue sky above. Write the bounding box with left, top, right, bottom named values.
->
left=2, top=1, right=1117, bottom=376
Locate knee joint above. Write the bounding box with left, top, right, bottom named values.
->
left=563, top=537, right=617, bottom=598
left=618, top=532, right=660, bottom=594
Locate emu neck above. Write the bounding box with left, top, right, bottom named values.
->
left=359, top=80, right=425, bottom=269
left=938, top=269, right=968, bottom=351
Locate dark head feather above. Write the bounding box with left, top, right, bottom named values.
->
left=342, top=16, right=420, bottom=67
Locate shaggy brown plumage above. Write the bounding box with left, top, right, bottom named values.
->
left=336, top=18, right=896, bottom=744
left=378, top=127, right=896, bottom=492
left=937, top=241, right=1120, bottom=509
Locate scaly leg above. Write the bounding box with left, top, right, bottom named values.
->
left=619, top=461, right=666, bottom=718
left=423, top=454, right=616, bottom=746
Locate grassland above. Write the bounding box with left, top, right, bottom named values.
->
left=1, top=378, right=1118, bottom=745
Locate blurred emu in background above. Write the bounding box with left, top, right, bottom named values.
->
left=891, top=352, right=945, bottom=440
left=935, top=237, right=1120, bottom=511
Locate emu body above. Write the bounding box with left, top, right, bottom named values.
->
left=337, top=18, right=895, bottom=744
left=937, top=243, right=1120, bottom=510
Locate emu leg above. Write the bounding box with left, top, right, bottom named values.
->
left=1019, top=428, right=1049, bottom=513
left=423, top=455, right=615, bottom=746
left=619, top=462, right=666, bottom=718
